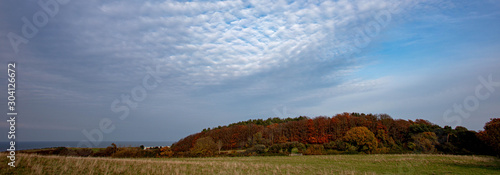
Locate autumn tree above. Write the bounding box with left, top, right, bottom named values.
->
left=376, top=129, right=395, bottom=153
left=307, top=119, right=317, bottom=144
left=478, top=118, right=500, bottom=156
left=191, top=136, right=218, bottom=157
left=277, top=135, right=288, bottom=143
left=389, top=119, right=411, bottom=145
left=343, top=127, right=378, bottom=154
left=171, top=133, right=200, bottom=152
left=159, top=146, right=174, bottom=157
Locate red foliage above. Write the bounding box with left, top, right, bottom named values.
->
left=170, top=113, right=444, bottom=154
left=478, top=118, right=500, bottom=156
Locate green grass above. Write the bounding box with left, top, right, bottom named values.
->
left=1, top=153, right=499, bottom=174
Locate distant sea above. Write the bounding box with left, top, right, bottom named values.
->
left=1, top=141, right=175, bottom=151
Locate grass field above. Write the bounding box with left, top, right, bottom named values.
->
left=1, top=153, right=499, bottom=174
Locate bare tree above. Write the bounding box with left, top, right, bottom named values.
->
left=217, top=140, right=223, bottom=154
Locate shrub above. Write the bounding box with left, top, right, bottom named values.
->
left=52, top=147, right=68, bottom=155
left=76, top=148, right=93, bottom=157
left=285, top=142, right=306, bottom=153
left=143, top=149, right=160, bottom=157
left=326, top=149, right=344, bottom=155
left=92, top=144, right=117, bottom=157
left=268, top=142, right=306, bottom=154
left=112, top=147, right=143, bottom=158
left=323, top=141, right=336, bottom=150
left=346, top=144, right=359, bottom=154
left=305, top=145, right=325, bottom=155
left=245, top=144, right=266, bottom=155
left=324, top=140, right=349, bottom=151
left=268, top=144, right=283, bottom=153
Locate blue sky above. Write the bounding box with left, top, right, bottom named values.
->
left=1, top=0, right=499, bottom=143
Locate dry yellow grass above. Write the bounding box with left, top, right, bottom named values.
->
left=1, top=153, right=499, bottom=174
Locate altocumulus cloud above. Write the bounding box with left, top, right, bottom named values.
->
left=59, top=0, right=409, bottom=87
left=1, top=0, right=414, bottom=104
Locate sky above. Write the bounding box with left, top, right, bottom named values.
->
left=0, top=0, right=499, bottom=144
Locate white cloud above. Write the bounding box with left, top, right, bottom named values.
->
left=56, top=0, right=413, bottom=90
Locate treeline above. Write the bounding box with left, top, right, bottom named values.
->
left=19, top=144, right=169, bottom=158
left=202, top=116, right=308, bottom=132
left=171, top=113, right=500, bottom=157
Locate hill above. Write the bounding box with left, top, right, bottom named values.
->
left=171, top=112, right=498, bottom=157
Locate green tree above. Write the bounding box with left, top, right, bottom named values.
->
left=343, top=127, right=378, bottom=154
left=253, top=132, right=264, bottom=145
left=411, top=132, right=438, bottom=153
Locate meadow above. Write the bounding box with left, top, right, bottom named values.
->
left=1, top=153, right=499, bottom=174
